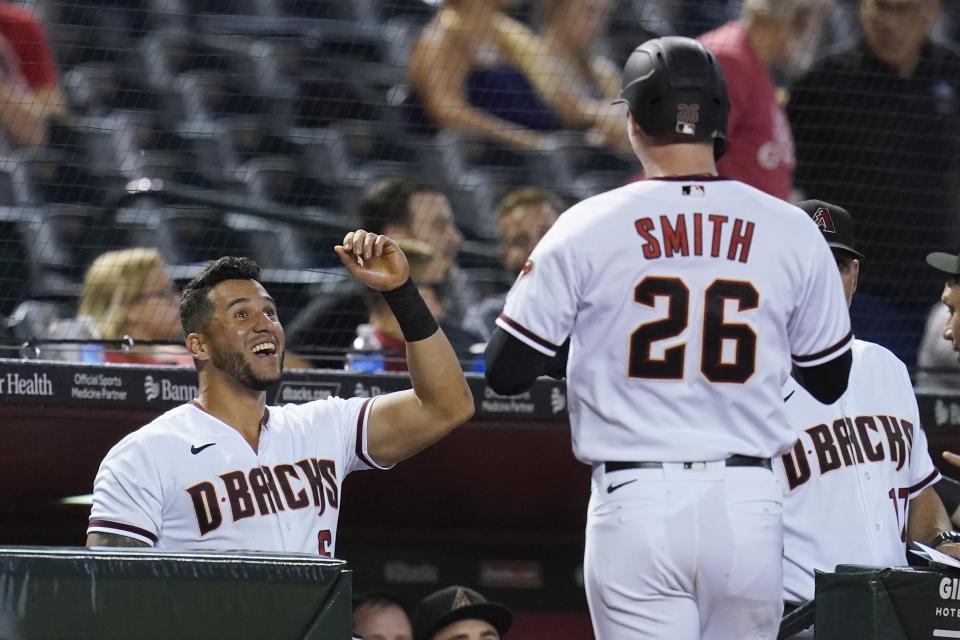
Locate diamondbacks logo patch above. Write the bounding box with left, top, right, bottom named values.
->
left=452, top=588, right=477, bottom=610
left=676, top=103, right=700, bottom=135
left=520, top=260, right=534, bottom=277
left=813, top=207, right=837, bottom=233
left=813, top=207, right=836, bottom=233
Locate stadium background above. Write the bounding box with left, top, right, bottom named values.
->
left=1, top=0, right=960, bottom=637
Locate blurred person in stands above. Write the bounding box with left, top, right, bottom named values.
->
left=287, top=177, right=480, bottom=355
left=0, top=0, right=66, bottom=148
left=538, top=0, right=619, bottom=101
left=698, top=0, right=832, bottom=201
left=413, top=586, right=511, bottom=640
left=77, top=248, right=192, bottom=366
left=357, top=239, right=480, bottom=371
left=464, top=186, right=562, bottom=342
left=789, top=0, right=960, bottom=366
left=536, top=0, right=627, bottom=149
left=354, top=592, right=413, bottom=640
left=408, top=0, right=625, bottom=151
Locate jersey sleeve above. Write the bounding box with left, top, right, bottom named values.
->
left=87, top=433, right=162, bottom=545
left=787, top=222, right=854, bottom=367
left=326, top=395, right=393, bottom=474
left=902, top=355, right=941, bottom=497
left=496, top=222, right=580, bottom=357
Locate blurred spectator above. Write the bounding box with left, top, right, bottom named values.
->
left=286, top=178, right=480, bottom=354
left=0, top=1, right=66, bottom=148
left=353, top=592, right=413, bottom=640
left=789, top=0, right=960, bottom=366
left=408, top=0, right=625, bottom=150
left=916, top=298, right=960, bottom=392
left=77, top=248, right=192, bottom=365
left=641, top=0, right=739, bottom=37
left=413, top=586, right=512, bottom=640
left=699, top=0, right=832, bottom=200
left=354, top=239, right=481, bottom=372
left=464, top=186, right=562, bottom=341
left=538, top=0, right=619, bottom=100
left=537, top=0, right=627, bottom=148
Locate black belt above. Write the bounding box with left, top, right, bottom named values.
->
left=605, top=455, right=771, bottom=473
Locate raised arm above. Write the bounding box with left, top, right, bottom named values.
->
left=408, top=22, right=545, bottom=151
left=334, top=231, right=474, bottom=466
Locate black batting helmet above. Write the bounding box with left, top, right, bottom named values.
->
left=615, top=36, right=730, bottom=159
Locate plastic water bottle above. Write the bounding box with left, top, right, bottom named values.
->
left=345, top=324, right=385, bottom=373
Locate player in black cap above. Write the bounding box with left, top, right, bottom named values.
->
left=412, top=586, right=511, bottom=640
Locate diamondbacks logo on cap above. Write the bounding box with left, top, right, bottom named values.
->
left=813, top=207, right=836, bottom=234
left=676, top=103, right=699, bottom=135
left=451, top=588, right=477, bottom=610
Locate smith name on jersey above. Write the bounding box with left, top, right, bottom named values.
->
left=88, top=396, right=388, bottom=556
left=777, top=340, right=940, bottom=603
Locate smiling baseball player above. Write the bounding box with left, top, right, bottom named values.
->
left=778, top=201, right=958, bottom=637
left=86, top=231, right=474, bottom=554
left=485, top=36, right=854, bottom=640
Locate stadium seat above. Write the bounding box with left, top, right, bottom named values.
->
left=271, top=0, right=376, bottom=23
left=154, top=207, right=260, bottom=265
left=431, top=131, right=549, bottom=187
left=332, top=120, right=419, bottom=170
left=46, top=116, right=126, bottom=176
left=543, top=133, right=636, bottom=188
left=0, top=210, right=30, bottom=316
left=240, top=157, right=349, bottom=212
left=445, top=168, right=527, bottom=241
left=3, top=152, right=121, bottom=206
left=63, top=64, right=185, bottom=121
left=19, top=205, right=126, bottom=298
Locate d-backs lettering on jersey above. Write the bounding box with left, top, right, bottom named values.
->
left=776, top=340, right=940, bottom=603
left=88, top=397, right=387, bottom=556
left=498, top=177, right=852, bottom=463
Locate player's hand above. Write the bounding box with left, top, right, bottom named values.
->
left=335, top=230, right=410, bottom=291
left=936, top=541, right=960, bottom=560
left=944, top=451, right=960, bottom=469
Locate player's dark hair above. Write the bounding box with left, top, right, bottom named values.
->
left=179, top=256, right=262, bottom=334
left=359, top=176, right=440, bottom=234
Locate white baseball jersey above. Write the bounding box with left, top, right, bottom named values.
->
left=497, top=177, right=853, bottom=463
left=88, top=397, right=387, bottom=556
left=777, top=339, right=941, bottom=603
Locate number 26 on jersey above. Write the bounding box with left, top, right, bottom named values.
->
left=629, top=276, right=758, bottom=384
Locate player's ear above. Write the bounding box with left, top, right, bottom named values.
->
left=185, top=332, right=209, bottom=362
left=851, top=258, right=860, bottom=292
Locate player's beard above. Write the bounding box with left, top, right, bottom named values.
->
left=211, top=347, right=283, bottom=391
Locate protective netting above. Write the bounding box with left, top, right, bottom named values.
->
left=0, top=0, right=958, bottom=376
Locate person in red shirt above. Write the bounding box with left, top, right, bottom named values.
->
left=0, top=1, right=65, bottom=148
left=698, top=0, right=830, bottom=201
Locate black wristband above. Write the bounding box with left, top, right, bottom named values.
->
left=931, top=530, right=960, bottom=548
left=380, top=277, right=439, bottom=342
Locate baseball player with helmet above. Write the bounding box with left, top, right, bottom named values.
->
left=86, top=230, right=474, bottom=553
left=778, top=201, right=960, bottom=638
left=485, top=36, right=853, bottom=640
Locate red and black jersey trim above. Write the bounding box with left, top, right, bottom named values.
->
left=908, top=469, right=942, bottom=496
left=793, top=330, right=854, bottom=365
left=646, top=175, right=732, bottom=182
left=498, top=314, right=562, bottom=353
left=354, top=397, right=376, bottom=468
left=87, top=519, right=158, bottom=544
